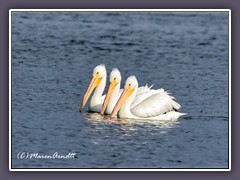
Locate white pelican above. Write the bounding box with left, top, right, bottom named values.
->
left=80, top=64, right=106, bottom=113
left=100, top=68, right=121, bottom=115
left=110, top=76, right=186, bottom=120
left=100, top=69, right=153, bottom=115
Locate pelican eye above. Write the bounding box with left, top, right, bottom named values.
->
left=128, top=83, right=131, bottom=87
left=114, top=77, right=116, bottom=80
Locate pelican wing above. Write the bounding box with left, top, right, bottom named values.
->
left=130, top=91, right=181, bottom=118
left=136, top=84, right=153, bottom=95
left=131, top=88, right=163, bottom=108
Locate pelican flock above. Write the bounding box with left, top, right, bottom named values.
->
left=80, top=64, right=185, bottom=120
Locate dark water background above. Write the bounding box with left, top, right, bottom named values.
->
left=11, top=11, right=229, bottom=168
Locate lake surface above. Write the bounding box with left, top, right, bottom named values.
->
left=11, top=11, right=229, bottom=169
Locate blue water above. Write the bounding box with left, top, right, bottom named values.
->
left=11, top=11, right=229, bottom=168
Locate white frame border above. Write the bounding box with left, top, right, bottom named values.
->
left=9, top=9, right=231, bottom=171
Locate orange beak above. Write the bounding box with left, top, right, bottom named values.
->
left=110, top=86, right=135, bottom=118
left=80, top=75, right=102, bottom=112
left=100, top=80, right=118, bottom=115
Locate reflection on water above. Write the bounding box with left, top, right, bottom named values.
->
left=81, top=112, right=180, bottom=129
left=81, top=112, right=104, bottom=121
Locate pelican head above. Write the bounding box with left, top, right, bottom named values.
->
left=110, top=75, right=138, bottom=118
left=80, top=64, right=106, bottom=112
left=100, top=68, right=121, bottom=115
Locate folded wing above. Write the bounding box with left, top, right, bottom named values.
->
left=131, top=91, right=181, bottom=118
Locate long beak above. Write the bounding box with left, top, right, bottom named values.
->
left=100, top=81, right=118, bottom=115
left=80, top=76, right=102, bottom=112
left=110, top=87, right=134, bottom=118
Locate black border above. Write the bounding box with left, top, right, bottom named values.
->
left=10, top=9, right=230, bottom=171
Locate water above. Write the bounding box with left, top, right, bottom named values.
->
left=11, top=11, right=229, bottom=169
